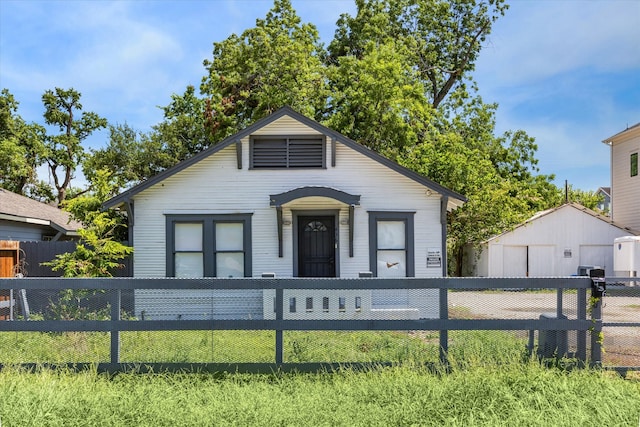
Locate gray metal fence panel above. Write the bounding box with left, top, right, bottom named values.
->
left=0, top=276, right=636, bottom=374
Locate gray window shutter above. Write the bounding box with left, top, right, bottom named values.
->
left=251, top=137, right=324, bottom=168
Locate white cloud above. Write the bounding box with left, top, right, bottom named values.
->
left=479, top=0, right=640, bottom=85
left=471, top=0, right=640, bottom=191
left=1, top=0, right=191, bottom=132
left=57, top=3, right=183, bottom=93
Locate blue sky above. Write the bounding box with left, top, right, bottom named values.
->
left=1, top=0, right=639, bottom=192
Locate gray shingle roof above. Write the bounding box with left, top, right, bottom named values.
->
left=0, top=188, right=82, bottom=235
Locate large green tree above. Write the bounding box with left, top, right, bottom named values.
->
left=0, top=89, right=47, bottom=195
left=325, top=1, right=560, bottom=275
left=84, top=123, right=169, bottom=193
left=200, top=0, right=327, bottom=140
left=152, top=85, right=211, bottom=163
left=324, top=40, right=434, bottom=154
left=397, top=100, right=559, bottom=274
left=135, top=0, right=569, bottom=275
left=85, top=86, right=211, bottom=190
left=328, top=0, right=509, bottom=109
left=43, top=169, right=132, bottom=278
left=42, top=87, right=107, bottom=206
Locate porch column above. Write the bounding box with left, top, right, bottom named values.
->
left=276, top=206, right=283, bottom=258
left=349, top=204, right=355, bottom=257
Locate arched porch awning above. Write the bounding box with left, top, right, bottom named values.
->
left=270, top=186, right=360, bottom=207
left=269, top=187, right=361, bottom=257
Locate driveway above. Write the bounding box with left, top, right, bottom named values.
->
left=447, top=290, right=640, bottom=366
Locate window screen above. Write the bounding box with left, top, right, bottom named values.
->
left=174, top=223, right=203, bottom=278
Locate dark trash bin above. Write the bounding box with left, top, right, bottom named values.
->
left=537, top=312, right=568, bottom=358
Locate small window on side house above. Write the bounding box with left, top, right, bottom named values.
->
left=631, top=152, right=638, bottom=177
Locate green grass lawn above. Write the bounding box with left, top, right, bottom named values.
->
left=1, top=330, right=638, bottom=425
left=0, top=329, right=525, bottom=365
left=0, top=362, right=638, bottom=426
left=0, top=330, right=439, bottom=364
left=0, top=329, right=638, bottom=426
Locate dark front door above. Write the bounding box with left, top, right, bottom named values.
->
left=298, top=216, right=336, bottom=277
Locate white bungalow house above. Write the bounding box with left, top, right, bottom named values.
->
left=463, top=203, right=638, bottom=278
left=104, top=107, right=466, bottom=320
left=603, top=122, right=640, bottom=232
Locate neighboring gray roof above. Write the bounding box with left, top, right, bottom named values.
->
left=0, top=188, right=82, bottom=235
left=104, top=106, right=466, bottom=211
left=484, top=202, right=639, bottom=243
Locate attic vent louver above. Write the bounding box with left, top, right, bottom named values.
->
left=250, top=136, right=325, bottom=169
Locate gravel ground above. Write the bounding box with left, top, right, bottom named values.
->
left=447, top=290, right=640, bottom=366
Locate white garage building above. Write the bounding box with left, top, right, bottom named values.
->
left=465, top=203, right=638, bottom=277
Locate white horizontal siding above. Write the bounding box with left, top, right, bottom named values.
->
left=611, top=135, right=640, bottom=230
left=135, top=289, right=262, bottom=320
left=253, top=116, right=321, bottom=135
left=132, top=117, right=443, bottom=279
left=0, top=222, right=47, bottom=241
left=479, top=205, right=631, bottom=276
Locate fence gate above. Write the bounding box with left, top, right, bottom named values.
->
left=0, top=241, right=20, bottom=320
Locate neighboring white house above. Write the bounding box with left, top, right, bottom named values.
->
left=603, top=122, right=640, bottom=231
left=104, top=107, right=466, bottom=320
left=595, top=186, right=610, bottom=215
left=463, top=203, right=638, bottom=278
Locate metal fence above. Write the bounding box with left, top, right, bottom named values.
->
left=0, top=276, right=638, bottom=374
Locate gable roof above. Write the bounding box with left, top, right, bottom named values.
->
left=596, top=187, right=610, bottom=197
left=484, top=202, right=639, bottom=244
left=0, top=188, right=82, bottom=236
left=602, top=122, right=640, bottom=145
left=103, top=106, right=466, bottom=210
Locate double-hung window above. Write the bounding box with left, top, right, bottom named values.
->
left=368, top=212, right=415, bottom=277
left=167, top=214, right=252, bottom=277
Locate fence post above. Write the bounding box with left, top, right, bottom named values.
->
left=576, top=286, right=587, bottom=364
left=589, top=269, right=605, bottom=367
left=439, top=287, right=448, bottom=365
left=110, top=288, right=121, bottom=364
left=556, top=287, right=563, bottom=318
left=275, top=288, right=283, bottom=364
